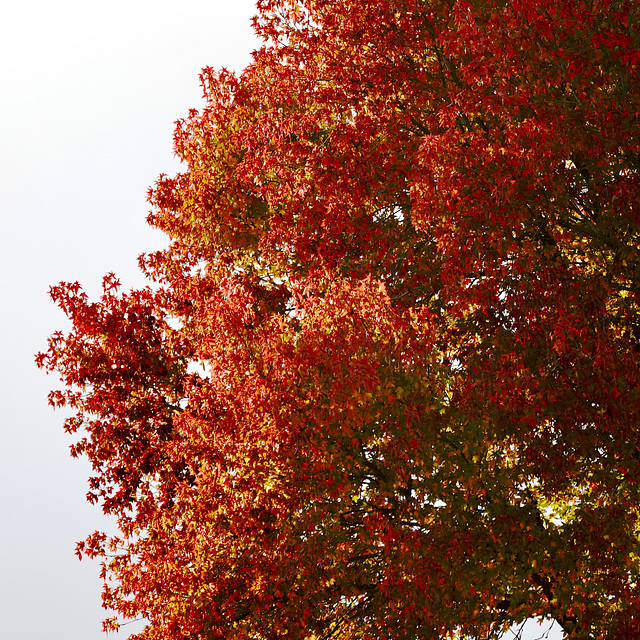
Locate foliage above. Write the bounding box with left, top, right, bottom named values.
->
left=37, top=0, right=640, bottom=638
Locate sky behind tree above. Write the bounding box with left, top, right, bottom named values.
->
left=1, top=2, right=256, bottom=638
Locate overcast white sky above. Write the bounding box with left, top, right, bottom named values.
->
left=1, top=2, right=563, bottom=639
left=1, top=2, right=257, bottom=638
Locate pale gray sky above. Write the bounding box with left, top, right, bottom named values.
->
left=1, top=2, right=256, bottom=638
left=0, top=2, right=563, bottom=639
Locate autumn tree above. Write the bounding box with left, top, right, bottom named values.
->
left=37, top=0, right=640, bottom=638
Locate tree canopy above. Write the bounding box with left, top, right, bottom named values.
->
left=37, top=0, right=640, bottom=638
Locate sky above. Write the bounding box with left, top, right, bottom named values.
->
left=1, top=2, right=257, bottom=638
left=1, top=2, right=563, bottom=639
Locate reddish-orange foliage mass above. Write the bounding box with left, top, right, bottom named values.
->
left=38, top=1, right=640, bottom=638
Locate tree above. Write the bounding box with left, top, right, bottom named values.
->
left=37, top=0, right=640, bottom=638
